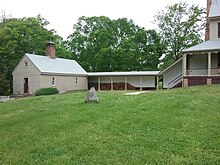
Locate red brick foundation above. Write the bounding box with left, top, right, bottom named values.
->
left=183, top=76, right=220, bottom=87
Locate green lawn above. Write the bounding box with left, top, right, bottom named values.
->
left=0, top=85, right=220, bottom=164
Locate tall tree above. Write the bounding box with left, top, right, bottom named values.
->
left=154, top=2, right=205, bottom=68
left=68, top=16, right=165, bottom=72
left=0, top=15, right=69, bottom=95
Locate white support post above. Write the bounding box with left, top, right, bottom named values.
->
left=111, top=77, right=113, bottom=91
left=140, top=77, right=143, bottom=90
left=156, top=76, right=159, bottom=90
left=208, top=52, right=211, bottom=76
left=125, top=77, right=127, bottom=90
left=183, top=53, right=187, bottom=76
left=98, top=77, right=101, bottom=91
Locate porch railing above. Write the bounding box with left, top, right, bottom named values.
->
left=186, top=68, right=220, bottom=76
left=168, top=74, right=183, bottom=89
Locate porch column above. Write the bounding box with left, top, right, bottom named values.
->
left=182, top=53, right=188, bottom=87
left=156, top=76, right=159, bottom=90
left=140, top=77, right=143, bottom=90
left=111, top=77, right=113, bottom=91
left=183, top=78, right=188, bottom=87
left=182, top=53, right=187, bottom=76
left=98, top=77, right=101, bottom=91
left=207, top=52, right=212, bottom=85
left=208, top=52, right=212, bottom=76
left=125, top=77, right=127, bottom=90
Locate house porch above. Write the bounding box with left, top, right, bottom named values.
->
left=182, top=52, right=220, bottom=87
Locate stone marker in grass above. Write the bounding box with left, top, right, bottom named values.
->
left=84, top=87, right=99, bottom=103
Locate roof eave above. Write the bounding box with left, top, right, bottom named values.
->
left=41, top=72, right=88, bottom=76
left=87, top=72, right=160, bottom=77
left=182, top=48, right=220, bottom=54
left=209, top=16, right=220, bottom=19
left=88, top=74, right=159, bottom=77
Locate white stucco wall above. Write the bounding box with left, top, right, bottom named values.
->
left=40, top=75, right=88, bottom=93
left=112, top=77, right=125, bottom=83
left=188, top=54, right=208, bottom=75
left=13, top=56, right=41, bottom=94
left=100, top=77, right=111, bottom=83
left=162, top=60, right=182, bottom=89
left=127, top=76, right=155, bottom=87
left=88, top=76, right=156, bottom=88
left=210, top=19, right=220, bottom=40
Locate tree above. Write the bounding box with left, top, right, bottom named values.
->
left=0, top=14, right=70, bottom=95
left=154, top=2, right=205, bottom=68
left=68, top=16, right=165, bottom=72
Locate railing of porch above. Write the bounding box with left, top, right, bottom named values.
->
left=168, top=74, right=183, bottom=89
left=186, top=68, right=220, bottom=76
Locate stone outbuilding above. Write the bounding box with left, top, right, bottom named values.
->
left=12, top=42, right=88, bottom=94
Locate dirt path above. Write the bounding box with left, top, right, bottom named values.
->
left=124, top=91, right=148, bottom=95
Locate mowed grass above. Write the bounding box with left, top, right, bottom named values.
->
left=0, top=85, right=220, bottom=164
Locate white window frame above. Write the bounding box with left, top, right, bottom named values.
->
left=52, top=76, right=56, bottom=86
left=75, top=77, right=79, bottom=86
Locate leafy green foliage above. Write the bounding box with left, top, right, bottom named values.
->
left=0, top=85, right=220, bottom=164
left=68, top=16, right=165, bottom=72
left=0, top=15, right=70, bottom=95
left=154, top=2, right=205, bottom=69
left=34, top=87, right=59, bottom=96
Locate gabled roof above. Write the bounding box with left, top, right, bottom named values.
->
left=182, top=39, right=220, bottom=53
left=88, top=71, right=160, bottom=77
left=209, top=0, right=220, bottom=18
left=26, top=54, right=87, bottom=75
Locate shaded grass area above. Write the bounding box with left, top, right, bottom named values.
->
left=0, top=85, right=220, bottom=164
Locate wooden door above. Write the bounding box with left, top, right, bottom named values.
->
left=24, top=78, right=29, bottom=93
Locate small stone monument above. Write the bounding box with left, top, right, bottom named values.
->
left=84, top=87, right=99, bottom=103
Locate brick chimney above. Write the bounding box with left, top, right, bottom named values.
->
left=205, top=0, right=212, bottom=41
left=46, top=41, right=56, bottom=59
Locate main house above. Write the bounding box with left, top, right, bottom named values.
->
left=160, top=0, right=220, bottom=88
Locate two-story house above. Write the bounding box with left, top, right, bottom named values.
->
left=160, top=0, right=220, bottom=88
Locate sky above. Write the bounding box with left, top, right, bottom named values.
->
left=1, top=0, right=206, bottom=39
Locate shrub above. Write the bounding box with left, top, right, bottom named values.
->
left=0, top=78, right=10, bottom=95
left=34, top=87, right=59, bottom=96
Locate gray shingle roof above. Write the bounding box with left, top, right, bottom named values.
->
left=182, top=39, right=220, bottom=53
left=26, top=54, right=87, bottom=75
left=88, top=71, right=160, bottom=77
left=209, top=0, right=220, bottom=18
